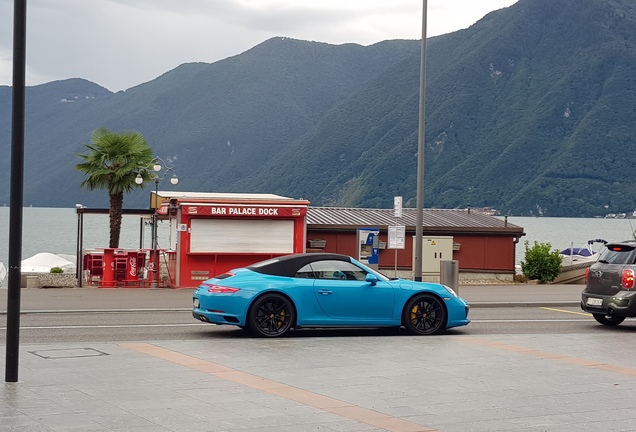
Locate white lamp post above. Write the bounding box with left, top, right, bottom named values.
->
left=136, top=157, right=178, bottom=288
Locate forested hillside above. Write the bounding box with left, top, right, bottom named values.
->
left=0, top=0, right=634, bottom=217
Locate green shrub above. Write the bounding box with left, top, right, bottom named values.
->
left=50, top=266, right=64, bottom=274
left=520, top=240, right=562, bottom=284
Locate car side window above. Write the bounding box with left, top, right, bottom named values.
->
left=295, top=264, right=317, bottom=279
left=309, top=260, right=367, bottom=281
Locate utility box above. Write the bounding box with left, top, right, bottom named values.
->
left=412, top=235, right=454, bottom=282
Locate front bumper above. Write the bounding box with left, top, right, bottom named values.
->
left=445, top=299, right=470, bottom=329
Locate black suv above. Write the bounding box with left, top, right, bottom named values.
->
left=582, top=241, right=636, bottom=326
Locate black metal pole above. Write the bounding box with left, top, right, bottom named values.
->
left=76, top=207, right=84, bottom=287
left=6, top=0, right=27, bottom=383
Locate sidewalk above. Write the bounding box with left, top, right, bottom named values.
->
left=0, top=283, right=584, bottom=313
left=458, top=283, right=583, bottom=307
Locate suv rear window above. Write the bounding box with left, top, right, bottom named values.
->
left=598, top=244, right=636, bottom=264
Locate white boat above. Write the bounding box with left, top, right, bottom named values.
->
left=21, top=252, right=76, bottom=273
left=552, top=239, right=607, bottom=284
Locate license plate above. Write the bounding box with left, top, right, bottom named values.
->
left=586, top=297, right=603, bottom=307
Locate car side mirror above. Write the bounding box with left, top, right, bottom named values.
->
left=365, top=273, right=378, bottom=285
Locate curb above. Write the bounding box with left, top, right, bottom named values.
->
left=0, top=308, right=191, bottom=315
left=469, top=301, right=580, bottom=308
left=0, top=303, right=582, bottom=315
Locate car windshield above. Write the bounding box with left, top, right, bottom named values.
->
left=598, top=247, right=636, bottom=264
left=354, top=262, right=391, bottom=282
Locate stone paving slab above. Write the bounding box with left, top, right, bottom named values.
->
left=2, top=328, right=636, bottom=431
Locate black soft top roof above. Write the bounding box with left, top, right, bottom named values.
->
left=247, top=253, right=352, bottom=277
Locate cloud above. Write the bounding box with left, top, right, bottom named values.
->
left=0, top=0, right=517, bottom=92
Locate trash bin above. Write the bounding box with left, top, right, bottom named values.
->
left=440, top=260, right=459, bottom=293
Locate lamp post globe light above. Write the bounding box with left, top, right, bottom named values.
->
left=135, top=157, right=178, bottom=288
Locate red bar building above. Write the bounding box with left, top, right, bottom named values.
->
left=156, top=192, right=310, bottom=288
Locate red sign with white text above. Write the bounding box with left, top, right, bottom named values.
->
left=181, top=206, right=306, bottom=218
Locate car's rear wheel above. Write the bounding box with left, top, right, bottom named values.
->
left=592, top=313, right=625, bottom=326
left=402, top=294, right=446, bottom=335
left=248, top=293, right=295, bottom=337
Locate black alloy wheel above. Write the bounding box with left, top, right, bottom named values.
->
left=248, top=293, right=295, bottom=337
left=592, top=313, right=625, bottom=326
left=402, top=294, right=446, bottom=335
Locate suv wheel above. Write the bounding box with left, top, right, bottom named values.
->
left=592, top=313, right=625, bottom=326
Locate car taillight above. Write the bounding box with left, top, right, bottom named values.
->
left=201, top=283, right=240, bottom=293
left=585, top=267, right=589, bottom=284
left=622, top=269, right=635, bottom=290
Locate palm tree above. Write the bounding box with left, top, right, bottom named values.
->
left=75, top=128, right=155, bottom=248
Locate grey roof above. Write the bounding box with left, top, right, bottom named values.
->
left=306, top=207, right=524, bottom=235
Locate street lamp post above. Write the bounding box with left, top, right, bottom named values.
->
left=414, top=0, right=428, bottom=282
left=136, top=157, right=178, bottom=288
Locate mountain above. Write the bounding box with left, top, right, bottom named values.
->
left=1, top=0, right=635, bottom=217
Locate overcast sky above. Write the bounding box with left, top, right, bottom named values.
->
left=0, top=0, right=518, bottom=92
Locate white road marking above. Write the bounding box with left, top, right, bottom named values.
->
left=471, top=319, right=591, bottom=323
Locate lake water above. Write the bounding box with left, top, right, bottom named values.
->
left=504, top=215, right=636, bottom=265
left=1, top=208, right=634, bottom=280
left=0, top=207, right=168, bottom=274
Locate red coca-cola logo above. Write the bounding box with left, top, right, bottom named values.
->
left=129, top=256, right=137, bottom=277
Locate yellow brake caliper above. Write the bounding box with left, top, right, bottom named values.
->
left=410, top=305, right=419, bottom=323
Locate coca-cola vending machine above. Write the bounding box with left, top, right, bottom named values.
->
left=124, top=251, right=146, bottom=286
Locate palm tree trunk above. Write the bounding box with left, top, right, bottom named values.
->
left=109, top=192, right=124, bottom=248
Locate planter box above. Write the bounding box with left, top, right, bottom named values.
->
left=37, top=273, right=77, bottom=288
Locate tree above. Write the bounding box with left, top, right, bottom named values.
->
left=520, top=240, right=562, bottom=284
left=75, top=128, right=155, bottom=248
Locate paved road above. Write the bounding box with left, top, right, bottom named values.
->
left=0, top=305, right=605, bottom=344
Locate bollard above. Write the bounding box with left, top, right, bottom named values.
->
left=440, top=260, right=459, bottom=294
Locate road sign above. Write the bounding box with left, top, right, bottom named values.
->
left=388, top=226, right=405, bottom=249
left=394, top=196, right=403, bottom=218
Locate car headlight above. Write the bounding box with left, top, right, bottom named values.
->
left=443, top=285, right=458, bottom=298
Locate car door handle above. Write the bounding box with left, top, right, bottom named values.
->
left=317, top=290, right=333, bottom=295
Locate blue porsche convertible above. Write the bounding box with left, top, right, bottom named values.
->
left=192, top=253, right=470, bottom=337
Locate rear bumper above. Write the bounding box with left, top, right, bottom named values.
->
left=192, top=308, right=244, bottom=326
left=581, top=290, right=636, bottom=317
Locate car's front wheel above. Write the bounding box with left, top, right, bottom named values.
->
left=402, top=294, right=446, bottom=335
left=592, top=313, right=625, bottom=326
left=248, top=293, right=295, bottom=337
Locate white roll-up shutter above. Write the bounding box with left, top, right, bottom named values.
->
left=190, top=219, right=294, bottom=253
